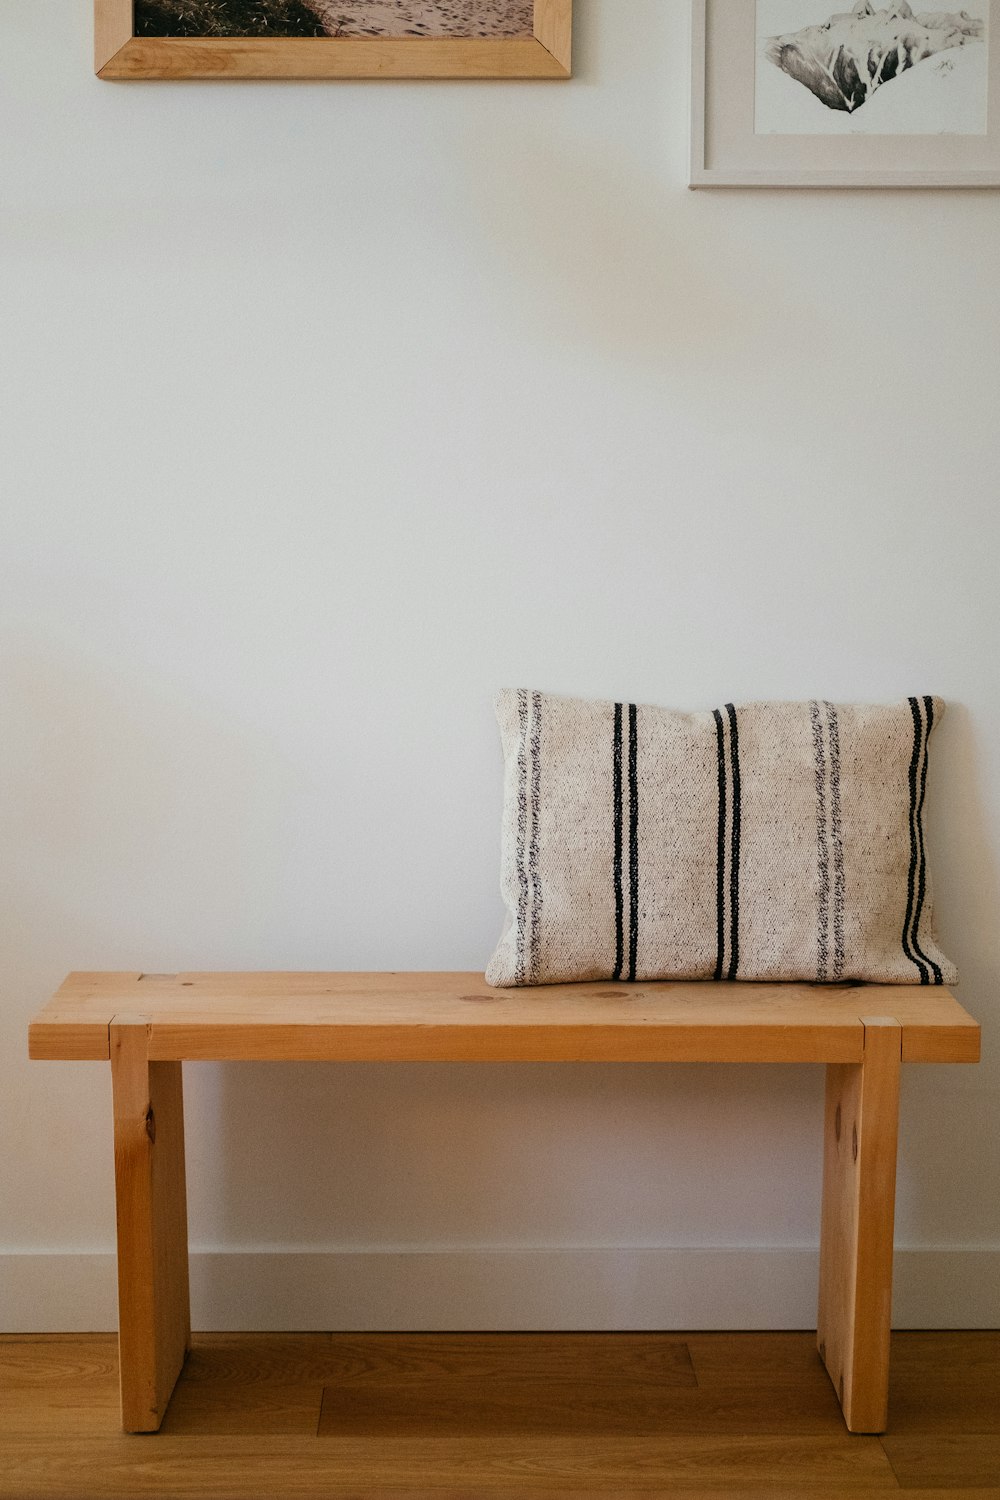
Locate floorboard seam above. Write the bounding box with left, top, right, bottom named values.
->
left=878, top=1435, right=906, bottom=1489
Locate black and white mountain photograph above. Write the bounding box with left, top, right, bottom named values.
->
left=755, top=2, right=989, bottom=134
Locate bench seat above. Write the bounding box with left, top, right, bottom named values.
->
left=28, top=971, right=980, bottom=1064
left=28, top=972, right=980, bottom=1440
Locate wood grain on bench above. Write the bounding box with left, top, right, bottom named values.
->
left=28, top=972, right=979, bottom=1065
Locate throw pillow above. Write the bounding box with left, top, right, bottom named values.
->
left=485, top=690, right=956, bottom=987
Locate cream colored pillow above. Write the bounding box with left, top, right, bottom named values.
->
left=486, top=691, right=956, bottom=988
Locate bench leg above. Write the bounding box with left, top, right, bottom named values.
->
left=817, top=1016, right=901, bottom=1434
left=111, top=1017, right=191, bottom=1432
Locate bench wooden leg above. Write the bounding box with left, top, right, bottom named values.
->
left=817, top=1016, right=901, bottom=1434
left=111, top=1016, right=191, bottom=1432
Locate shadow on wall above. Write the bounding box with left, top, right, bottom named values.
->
left=208, top=1059, right=827, bottom=1258
left=895, top=699, right=1000, bottom=1243
left=927, top=701, right=1000, bottom=1045
left=898, top=1079, right=1000, bottom=1244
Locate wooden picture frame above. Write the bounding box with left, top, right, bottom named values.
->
left=95, top=0, right=572, bottom=80
left=691, top=0, right=1000, bottom=187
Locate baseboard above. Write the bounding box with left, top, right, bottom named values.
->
left=2, top=1247, right=998, bottom=1333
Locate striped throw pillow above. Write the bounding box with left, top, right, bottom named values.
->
left=485, top=691, right=956, bottom=988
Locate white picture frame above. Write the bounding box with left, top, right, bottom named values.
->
left=690, top=0, right=1000, bottom=187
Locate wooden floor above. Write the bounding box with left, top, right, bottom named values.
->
left=1, top=1332, right=998, bottom=1497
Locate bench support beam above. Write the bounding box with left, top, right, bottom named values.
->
left=111, top=1016, right=191, bottom=1432
left=817, top=1016, right=901, bottom=1434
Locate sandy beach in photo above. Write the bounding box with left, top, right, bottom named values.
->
left=311, top=1, right=533, bottom=37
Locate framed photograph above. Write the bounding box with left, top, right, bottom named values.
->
left=95, top=0, right=571, bottom=79
left=691, top=0, right=1000, bottom=186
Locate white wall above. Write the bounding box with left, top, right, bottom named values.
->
left=2, top=0, right=998, bottom=1332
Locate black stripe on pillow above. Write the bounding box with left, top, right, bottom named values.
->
left=903, top=697, right=931, bottom=984
left=712, top=708, right=727, bottom=982
left=725, top=702, right=741, bottom=981
left=911, top=695, right=943, bottom=985
left=627, top=702, right=639, bottom=982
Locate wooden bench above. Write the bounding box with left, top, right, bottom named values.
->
left=29, top=971, right=980, bottom=1436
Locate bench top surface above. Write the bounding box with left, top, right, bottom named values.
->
left=28, top=972, right=979, bottom=1065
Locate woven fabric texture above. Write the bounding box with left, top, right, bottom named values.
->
left=486, top=690, right=956, bottom=988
